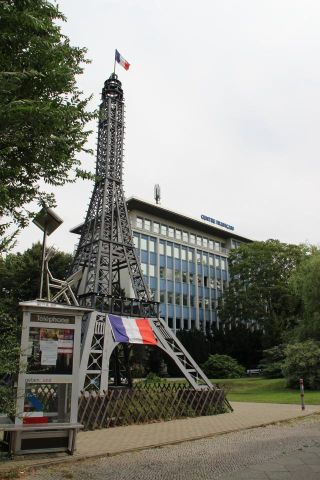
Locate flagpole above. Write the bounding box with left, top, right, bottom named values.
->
left=114, top=50, right=116, bottom=74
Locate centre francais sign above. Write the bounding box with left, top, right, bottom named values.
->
left=201, top=214, right=234, bottom=231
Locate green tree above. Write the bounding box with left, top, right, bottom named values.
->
left=258, top=345, right=285, bottom=378
left=0, top=312, right=20, bottom=416
left=0, top=0, right=95, bottom=246
left=177, top=328, right=211, bottom=365
left=290, top=252, right=320, bottom=341
left=218, top=240, right=307, bottom=347
left=282, top=340, right=320, bottom=389
left=209, top=324, right=263, bottom=369
left=0, top=242, right=72, bottom=316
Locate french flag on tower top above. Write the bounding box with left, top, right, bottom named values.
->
left=108, top=314, right=157, bottom=345
left=115, top=49, right=130, bottom=71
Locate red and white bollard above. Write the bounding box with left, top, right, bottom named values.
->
left=299, top=378, right=305, bottom=410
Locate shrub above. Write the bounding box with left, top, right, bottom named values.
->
left=282, top=340, right=320, bottom=389
left=202, top=354, right=245, bottom=379
left=259, top=345, right=285, bottom=378
left=144, top=372, right=167, bottom=383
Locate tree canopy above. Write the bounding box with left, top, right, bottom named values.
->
left=218, top=240, right=308, bottom=347
left=0, top=0, right=95, bottom=245
left=290, top=252, right=320, bottom=341
left=0, top=242, right=72, bottom=316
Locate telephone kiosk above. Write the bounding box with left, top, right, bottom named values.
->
left=5, top=300, right=91, bottom=455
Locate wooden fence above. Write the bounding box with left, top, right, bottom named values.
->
left=78, top=383, right=232, bottom=430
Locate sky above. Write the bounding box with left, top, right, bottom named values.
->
left=13, top=0, right=320, bottom=253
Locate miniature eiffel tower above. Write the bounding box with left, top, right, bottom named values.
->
left=71, top=73, right=213, bottom=392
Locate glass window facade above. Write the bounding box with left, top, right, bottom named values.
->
left=130, top=210, right=245, bottom=333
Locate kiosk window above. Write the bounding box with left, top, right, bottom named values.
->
left=27, top=327, right=74, bottom=374
left=23, top=383, right=72, bottom=424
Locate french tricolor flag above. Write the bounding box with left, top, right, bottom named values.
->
left=115, top=49, right=130, bottom=71
left=108, top=314, right=157, bottom=345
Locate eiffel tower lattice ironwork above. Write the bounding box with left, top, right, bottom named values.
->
left=71, top=73, right=149, bottom=309
left=71, top=73, right=214, bottom=392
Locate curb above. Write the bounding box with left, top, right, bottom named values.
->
left=1, top=411, right=319, bottom=476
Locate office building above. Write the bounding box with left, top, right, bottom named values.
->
left=127, top=197, right=251, bottom=333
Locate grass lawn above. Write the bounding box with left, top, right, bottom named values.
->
left=211, top=377, right=320, bottom=405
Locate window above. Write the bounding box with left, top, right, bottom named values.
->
left=197, top=276, right=202, bottom=286
left=215, top=257, right=220, bottom=268
left=188, top=249, right=194, bottom=262
left=160, top=266, right=166, bottom=278
left=133, top=234, right=139, bottom=248
left=136, top=217, right=143, bottom=229
left=202, top=253, right=208, bottom=266
left=216, top=280, right=221, bottom=289
left=197, top=252, right=201, bottom=264
left=168, top=227, right=174, bottom=238
left=149, top=238, right=156, bottom=253
left=174, top=245, right=180, bottom=259
left=166, top=243, right=172, bottom=257
left=144, top=219, right=151, bottom=231
left=175, top=270, right=181, bottom=282
left=204, top=298, right=209, bottom=307
left=204, top=276, right=208, bottom=287
left=181, top=248, right=187, bottom=261
left=190, top=295, right=194, bottom=307
left=159, top=241, right=165, bottom=255
left=197, top=236, right=202, bottom=246
left=203, top=237, right=208, bottom=248
left=176, top=229, right=182, bottom=240
left=141, top=263, right=147, bottom=275
left=183, top=294, right=188, bottom=306
left=182, top=272, right=187, bottom=283
left=160, top=291, right=166, bottom=303
left=167, top=292, right=173, bottom=304
left=215, top=241, right=220, bottom=251
left=161, top=224, right=167, bottom=236
left=189, top=273, right=194, bottom=284
left=190, top=234, right=195, bottom=244
left=166, top=268, right=173, bottom=280
left=141, top=237, right=147, bottom=251
left=209, top=255, right=214, bottom=267
left=175, top=293, right=181, bottom=305
left=221, top=258, right=226, bottom=270
left=198, top=298, right=203, bottom=308
left=149, top=265, right=155, bottom=277
left=153, top=222, right=160, bottom=233
left=210, top=278, right=215, bottom=288
left=183, top=231, right=189, bottom=243
left=140, top=237, right=148, bottom=250
left=209, top=240, right=214, bottom=250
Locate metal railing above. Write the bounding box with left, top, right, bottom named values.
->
left=78, top=293, right=159, bottom=318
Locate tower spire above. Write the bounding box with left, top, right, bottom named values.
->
left=71, top=73, right=149, bottom=310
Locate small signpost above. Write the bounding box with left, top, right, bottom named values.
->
left=300, top=378, right=305, bottom=411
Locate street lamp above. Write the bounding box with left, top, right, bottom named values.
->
left=32, top=206, right=63, bottom=299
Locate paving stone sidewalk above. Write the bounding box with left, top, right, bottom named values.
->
left=76, top=402, right=320, bottom=458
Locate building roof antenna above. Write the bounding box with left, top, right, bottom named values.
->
left=154, top=184, right=161, bottom=205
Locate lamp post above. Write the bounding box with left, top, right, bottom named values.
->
left=32, top=206, right=63, bottom=299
